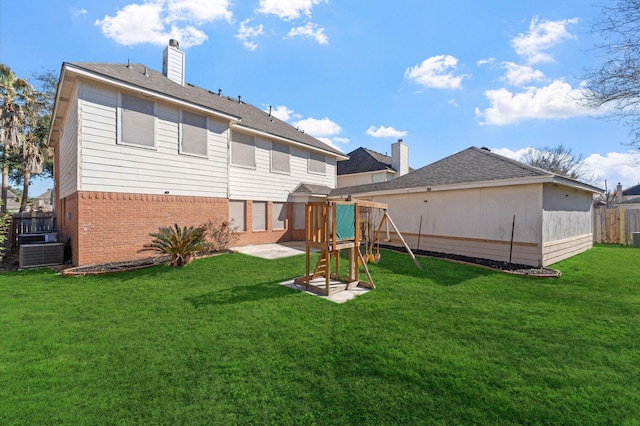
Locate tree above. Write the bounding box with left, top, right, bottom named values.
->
left=0, top=65, right=54, bottom=212
left=0, top=64, right=34, bottom=212
left=582, top=0, right=640, bottom=147
left=519, top=145, right=595, bottom=183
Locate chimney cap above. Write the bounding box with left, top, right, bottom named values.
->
left=169, top=39, right=179, bottom=48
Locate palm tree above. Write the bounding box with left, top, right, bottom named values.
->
left=0, top=64, right=38, bottom=213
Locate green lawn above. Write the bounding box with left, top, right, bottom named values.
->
left=1, top=245, right=639, bottom=425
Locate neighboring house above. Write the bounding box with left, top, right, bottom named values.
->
left=5, top=189, right=20, bottom=212
left=336, top=139, right=410, bottom=187
left=614, top=182, right=640, bottom=208
left=330, top=147, right=602, bottom=267
left=35, top=189, right=54, bottom=212
left=48, top=39, right=347, bottom=266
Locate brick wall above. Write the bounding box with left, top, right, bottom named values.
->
left=60, top=191, right=300, bottom=266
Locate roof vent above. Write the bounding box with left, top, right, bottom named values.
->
left=127, top=59, right=132, bottom=69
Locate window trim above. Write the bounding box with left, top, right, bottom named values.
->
left=118, top=92, right=157, bottom=150
left=179, top=109, right=209, bottom=158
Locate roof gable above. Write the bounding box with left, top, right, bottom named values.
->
left=57, top=62, right=345, bottom=158
left=337, top=147, right=394, bottom=175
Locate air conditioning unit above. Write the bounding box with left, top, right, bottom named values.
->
left=19, top=243, right=65, bottom=268
left=632, top=232, right=640, bottom=248
left=18, top=233, right=58, bottom=245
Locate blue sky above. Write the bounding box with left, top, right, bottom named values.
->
left=2, top=0, right=640, bottom=196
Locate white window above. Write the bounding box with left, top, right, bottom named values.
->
left=271, top=142, right=290, bottom=173
left=273, top=202, right=286, bottom=230
left=181, top=110, right=208, bottom=156
left=252, top=201, right=267, bottom=231
left=229, top=200, right=246, bottom=231
left=120, top=94, right=155, bottom=148
left=294, top=203, right=305, bottom=230
left=231, top=131, right=255, bottom=167
left=308, top=152, right=326, bottom=174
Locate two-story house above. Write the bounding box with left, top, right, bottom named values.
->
left=48, top=40, right=347, bottom=266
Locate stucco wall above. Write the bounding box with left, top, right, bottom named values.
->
left=359, top=184, right=545, bottom=266
left=542, top=183, right=593, bottom=242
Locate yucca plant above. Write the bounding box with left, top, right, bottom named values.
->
left=139, top=224, right=206, bottom=267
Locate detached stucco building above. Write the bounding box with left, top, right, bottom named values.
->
left=330, top=147, right=602, bottom=267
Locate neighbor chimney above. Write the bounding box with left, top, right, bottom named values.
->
left=616, top=182, right=623, bottom=203
left=391, top=139, right=409, bottom=177
left=162, top=39, right=185, bottom=86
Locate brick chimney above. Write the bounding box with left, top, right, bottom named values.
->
left=162, top=39, right=185, bottom=86
left=391, top=139, right=409, bottom=177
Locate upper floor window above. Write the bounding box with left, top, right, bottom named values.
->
left=231, top=131, right=255, bottom=167
left=271, top=142, right=290, bottom=173
left=120, top=93, right=155, bottom=148
left=308, top=152, right=326, bottom=174
left=181, top=110, right=208, bottom=157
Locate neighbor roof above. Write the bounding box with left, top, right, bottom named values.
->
left=50, top=62, right=346, bottom=158
left=337, top=147, right=395, bottom=175
left=330, top=146, right=603, bottom=197
left=622, top=184, right=640, bottom=196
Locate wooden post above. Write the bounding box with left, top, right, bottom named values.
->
left=384, top=212, right=423, bottom=270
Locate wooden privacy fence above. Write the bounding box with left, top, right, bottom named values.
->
left=593, top=207, right=640, bottom=244
left=7, top=212, right=57, bottom=252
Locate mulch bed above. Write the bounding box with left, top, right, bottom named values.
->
left=379, top=244, right=560, bottom=277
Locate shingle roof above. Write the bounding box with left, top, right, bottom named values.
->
left=330, top=146, right=601, bottom=197
left=337, top=147, right=394, bottom=175
left=622, top=184, right=640, bottom=196
left=291, top=183, right=332, bottom=195
left=66, top=62, right=344, bottom=157
left=620, top=196, right=640, bottom=204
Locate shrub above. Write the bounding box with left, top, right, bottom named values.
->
left=200, top=218, right=240, bottom=253
left=139, top=224, right=206, bottom=267
left=0, top=212, right=11, bottom=259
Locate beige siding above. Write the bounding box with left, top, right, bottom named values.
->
left=229, top=139, right=336, bottom=201
left=77, top=80, right=228, bottom=197
left=542, top=183, right=593, bottom=243
left=364, top=184, right=545, bottom=266
left=337, top=171, right=390, bottom=188
left=543, top=233, right=592, bottom=266
left=58, top=85, right=79, bottom=199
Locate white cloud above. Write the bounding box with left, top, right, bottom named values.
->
left=70, top=7, right=87, bottom=17
left=366, top=125, right=408, bottom=138
left=266, top=105, right=300, bottom=121
left=475, top=79, right=590, bottom=126
left=492, top=147, right=640, bottom=189
left=404, top=55, right=468, bottom=90
left=583, top=151, right=640, bottom=188
left=95, top=0, right=232, bottom=48
left=257, top=0, right=327, bottom=21
left=293, top=117, right=342, bottom=136
left=448, top=99, right=459, bottom=108
left=511, top=17, right=578, bottom=64
left=477, top=58, right=495, bottom=66
left=287, top=22, right=328, bottom=44
left=236, top=19, right=264, bottom=51
left=501, top=62, right=545, bottom=86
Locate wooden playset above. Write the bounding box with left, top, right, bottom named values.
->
left=294, top=199, right=421, bottom=295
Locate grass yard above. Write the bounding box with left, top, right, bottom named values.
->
left=1, top=244, right=639, bottom=425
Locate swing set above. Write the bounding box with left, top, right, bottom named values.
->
left=293, top=199, right=422, bottom=295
